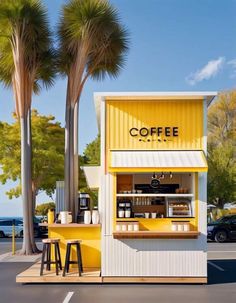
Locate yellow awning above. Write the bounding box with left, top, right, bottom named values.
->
left=109, top=150, right=208, bottom=173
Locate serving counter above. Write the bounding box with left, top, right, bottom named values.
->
left=39, top=223, right=101, bottom=268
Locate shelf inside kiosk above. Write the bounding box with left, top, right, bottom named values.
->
left=114, top=173, right=198, bottom=239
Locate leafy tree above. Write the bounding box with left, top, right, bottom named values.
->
left=57, top=0, right=129, bottom=219
left=207, top=90, right=236, bottom=207
left=83, top=134, right=100, bottom=165
left=208, top=90, right=236, bottom=145
left=208, top=144, right=235, bottom=208
left=0, top=110, right=64, bottom=213
left=35, top=202, right=55, bottom=216
left=0, top=0, right=55, bottom=254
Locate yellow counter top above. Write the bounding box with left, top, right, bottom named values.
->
left=39, top=223, right=101, bottom=228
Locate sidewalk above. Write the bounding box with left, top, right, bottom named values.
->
left=0, top=250, right=41, bottom=262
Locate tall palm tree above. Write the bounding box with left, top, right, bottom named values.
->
left=57, top=0, right=129, bottom=218
left=0, top=0, right=55, bottom=254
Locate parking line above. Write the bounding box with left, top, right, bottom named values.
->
left=63, top=292, right=74, bottom=303
left=208, top=261, right=225, bottom=271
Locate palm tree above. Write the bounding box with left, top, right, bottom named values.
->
left=57, top=0, right=129, bottom=218
left=0, top=0, right=55, bottom=254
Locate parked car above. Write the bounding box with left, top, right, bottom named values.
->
left=0, top=219, right=23, bottom=238
left=207, top=215, right=236, bottom=242
left=0, top=218, right=46, bottom=238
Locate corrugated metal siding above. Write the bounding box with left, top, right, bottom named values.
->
left=102, top=236, right=206, bottom=277
left=111, top=150, right=207, bottom=169
left=106, top=100, right=203, bottom=151
left=100, top=174, right=113, bottom=236
left=56, top=181, right=65, bottom=213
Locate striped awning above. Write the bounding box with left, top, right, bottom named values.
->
left=109, top=150, right=207, bottom=172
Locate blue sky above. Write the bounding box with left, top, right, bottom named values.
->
left=0, top=0, right=236, bottom=216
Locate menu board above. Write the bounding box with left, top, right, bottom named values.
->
left=135, top=184, right=179, bottom=194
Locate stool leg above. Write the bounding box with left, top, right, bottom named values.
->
left=54, top=243, right=59, bottom=275
left=63, top=244, right=70, bottom=277
left=40, top=243, right=46, bottom=276
left=78, top=243, right=83, bottom=273
left=46, top=243, right=51, bottom=271
left=56, top=242, right=62, bottom=270
left=67, top=244, right=71, bottom=273
left=76, top=243, right=82, bottom=276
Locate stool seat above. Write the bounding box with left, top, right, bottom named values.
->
left=66, top=239, right=81, bottom=244
left=42, top=238, right=60, bottom=244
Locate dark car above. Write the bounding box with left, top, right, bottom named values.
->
left=207, top=215, right=236, bottom=243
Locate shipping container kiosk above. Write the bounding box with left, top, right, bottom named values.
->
left=17, top=92, right=217, bottom=284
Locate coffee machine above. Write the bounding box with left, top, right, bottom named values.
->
left=77, top=193, right=90, bottom=223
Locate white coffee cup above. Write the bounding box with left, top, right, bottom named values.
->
left=151, top=212, right=157, bottom=218
left=128, top=224, right=133, bottom=231
left=133, top=224, right=139, bottom=231
left=145, top=212, right=149, bottom=218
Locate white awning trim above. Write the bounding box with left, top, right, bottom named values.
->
left=82, top=166, right=101, bottom=188
left=110, top=151, right=207, bottom=169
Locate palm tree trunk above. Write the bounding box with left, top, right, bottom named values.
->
left=20, top=110, right=39, bottom=254
left=28, top=110, right=39, bottom=253
left=65, top=88, right=75, bottom=215
left=20, top=115, right=33, bottom=255
left=73, top=101, right=79, bottom=219
left=65, top=99, right=79, bottom=220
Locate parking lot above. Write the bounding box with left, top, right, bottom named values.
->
left=0, top=240, right=236, bottom=303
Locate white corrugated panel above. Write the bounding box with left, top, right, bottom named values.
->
left=111, top=150, right=207, bottom=169
left=82, top=166, right=101, bottom=189
left=102, top=235, right=207, bottom=277
left=56, top=181, right=65, bottom=213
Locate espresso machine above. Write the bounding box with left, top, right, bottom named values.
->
left=77, top=193, right=90, bottom=223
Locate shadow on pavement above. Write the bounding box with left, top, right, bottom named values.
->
left=208, top=259, right=236, bottom=285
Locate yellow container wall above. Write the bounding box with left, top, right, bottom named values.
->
left=48, top=227, right=101, bottom=268
left=106, top=99, right=203, bottom=151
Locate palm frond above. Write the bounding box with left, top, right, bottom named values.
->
left=0, top=0, right=55, bottom=93
left=57, top=0, right=129, bottom=85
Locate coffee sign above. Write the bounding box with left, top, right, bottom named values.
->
left=129, top=126, right=179, bottom=143
left=129, top=127, right=179, bottom=137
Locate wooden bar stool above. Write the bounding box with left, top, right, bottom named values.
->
left=63, top=240, right=83, bottom=276
left=40, top=238, right=62, bottom=276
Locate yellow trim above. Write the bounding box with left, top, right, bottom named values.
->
left=109, top=167, right=207, bottom=173
left=195, top=173, right=199, bottom=229
left=113, top=172, right=199, bottom=232
left=113, top=173, right=117, bottom=231
left=105, top=96, right=205, bottom=101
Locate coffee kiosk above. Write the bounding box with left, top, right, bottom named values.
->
left=91, top=92, right=216, bottom=283
left=17, top=92, right=216, bottom=284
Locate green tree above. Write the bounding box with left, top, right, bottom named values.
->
left=207, top=90, right=236, bottom=207
left=0, top=110, right=64, bottom=214
left=57, top=0, right=129, bottom=219
left=35, top=202, right=55, bottom=216
left=83, top=134, right=100, bottom=165
left=0, top=0, right=55, bottom=254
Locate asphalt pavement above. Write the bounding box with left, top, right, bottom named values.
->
left=0, top=240, right=236, bottom=303
left=0, top=260, right=236, bottom=303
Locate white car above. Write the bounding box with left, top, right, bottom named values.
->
left=0, top=219, right=24, bottom=238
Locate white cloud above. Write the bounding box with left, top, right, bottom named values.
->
left=186, top=57, right=225, bottom=85
left=227, top=59, right=236, bottom=78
